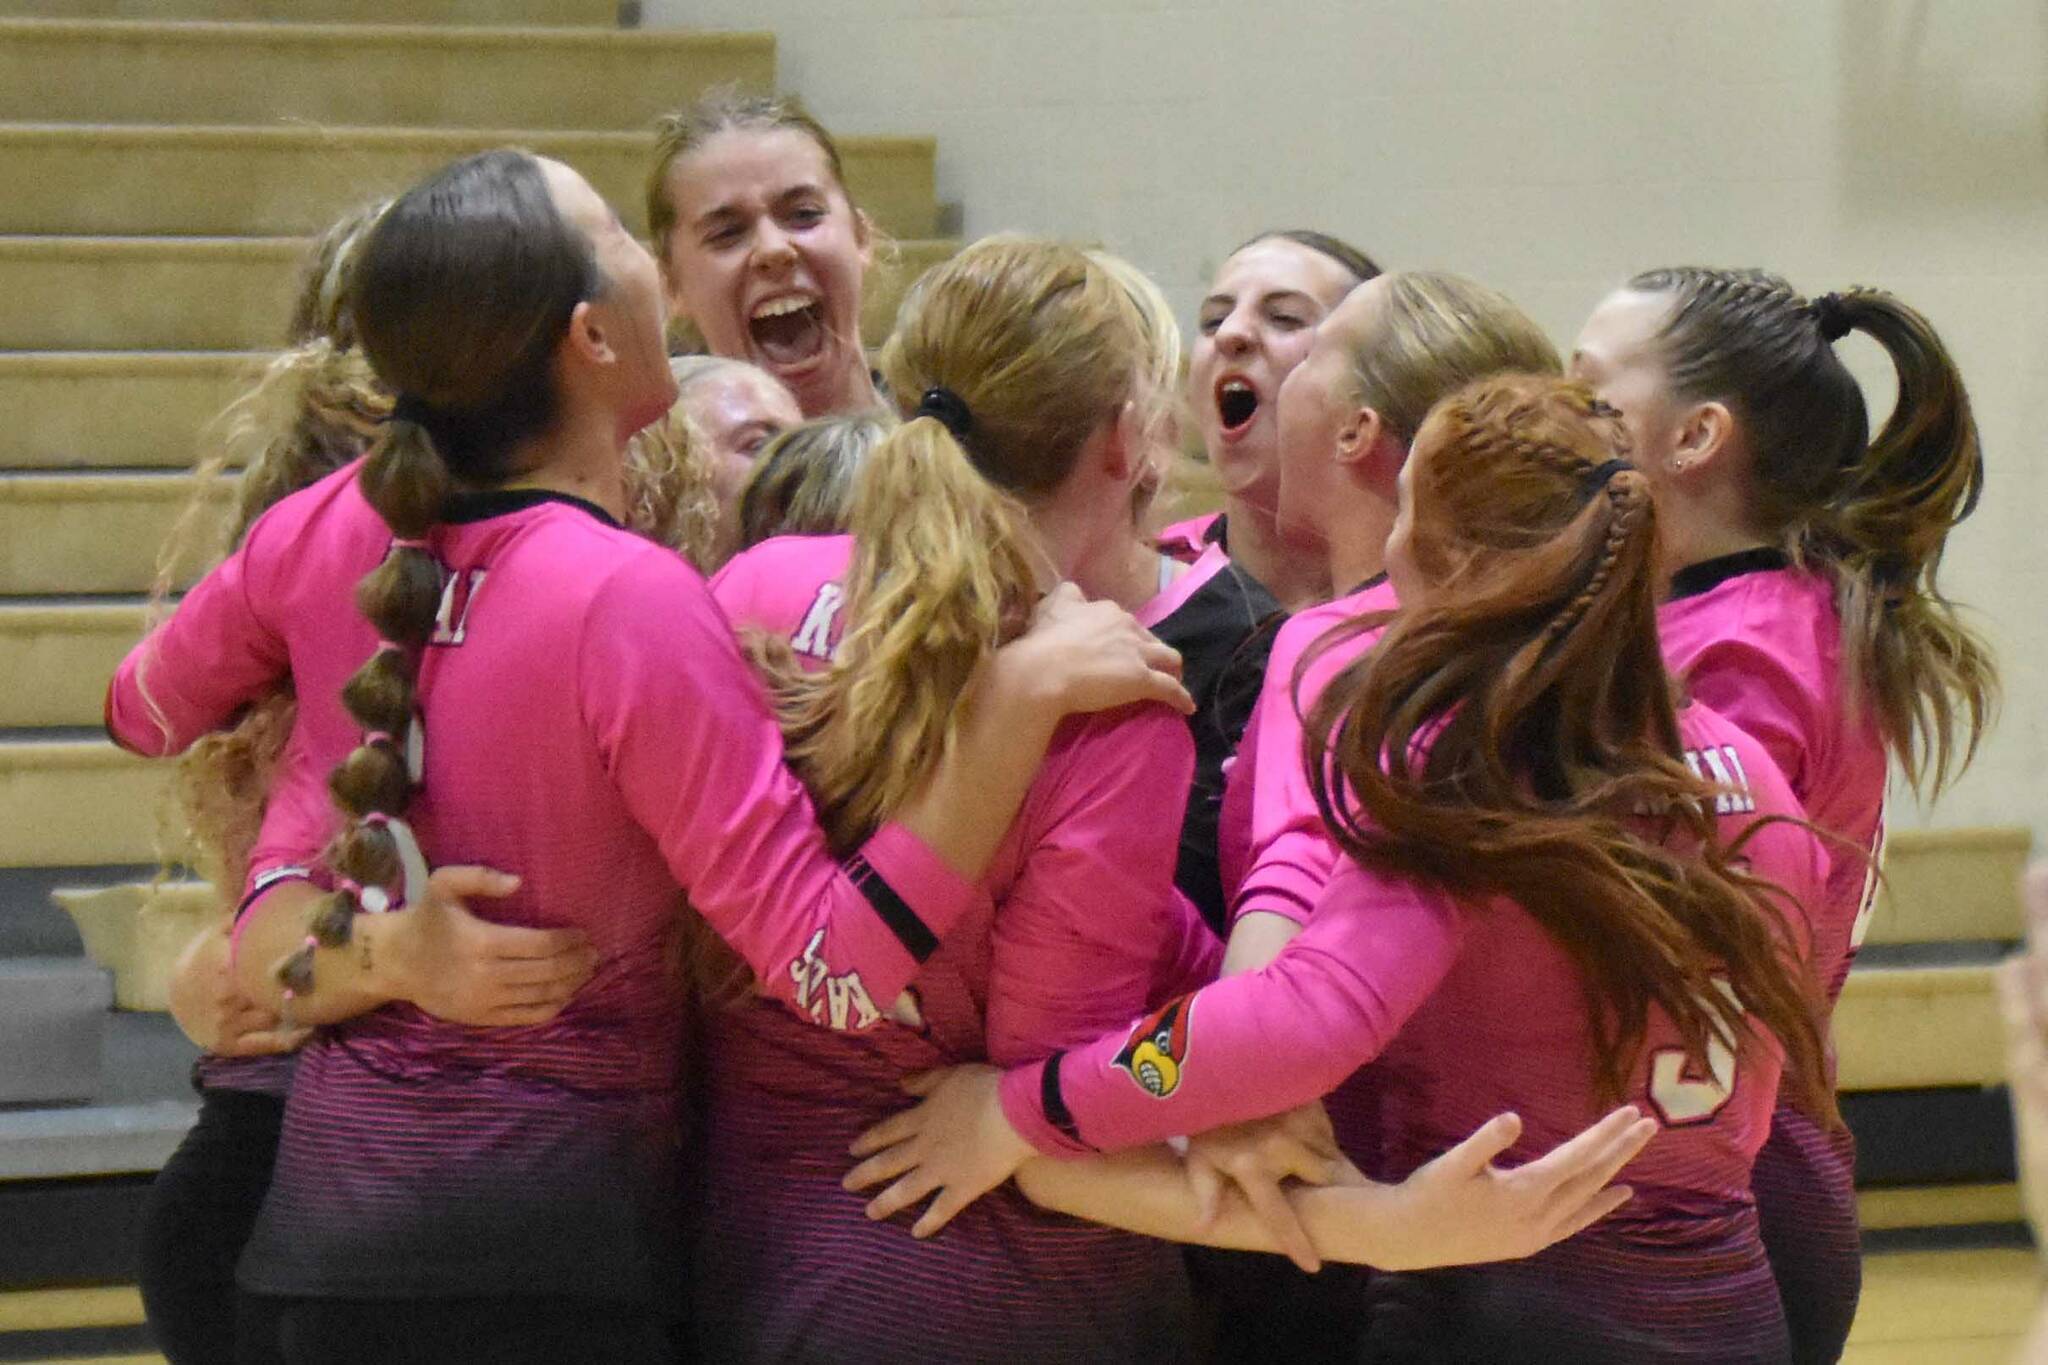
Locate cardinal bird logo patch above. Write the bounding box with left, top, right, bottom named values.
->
left=1113, top=995, right=1193, bottom=1098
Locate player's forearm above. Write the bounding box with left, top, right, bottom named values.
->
left=231, top=880, right=403, bottom=1024
left=1013, top=1149, right=1402, bottom=1266
left=1220, top=910, right=1302, bottom=976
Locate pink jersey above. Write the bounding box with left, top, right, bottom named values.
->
left=1154, top=512, right=1220, bottom=565
left=105, top=468, right=980, bottom=1037
left=104, top=466, right=985, bottom=1307
left=1000, top=705, right=1822, bottom=1237
left=1660, top=548, right=1883, bottom=1362
left=707, top=534, right=1220, bottom=1046
left=1220, top=576, right=1398, bottom=925
left=695, top=534, right=1215, bottom=1358
left=1659, top=548, right=1884, bottom=1005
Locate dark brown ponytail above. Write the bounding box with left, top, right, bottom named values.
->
left=1630, top=267, right=1997, bottom=793
left=281, top=416, right=449, bottom=991
left=1807, top=288, right=1996, bottom=792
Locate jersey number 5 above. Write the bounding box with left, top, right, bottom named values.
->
left=1647, top=978, right=1741, bottom=1126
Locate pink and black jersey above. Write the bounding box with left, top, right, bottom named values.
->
left=1153, top=512, right=1220, bottom=565
left=1138, top=514, right=1286, bottom=934
left=1001, top=705, right=1822, bottom=1360
left=105, top=465, right=985, bottom=1309
left=690, top=534, right=1212, bottom=1361
left=1220, top=575, right=1397, bottom=927
left=1660, top=547, right=1884, bottom=1364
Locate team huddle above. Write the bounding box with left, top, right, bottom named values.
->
left=109, top=92, right=1996, bottom=1365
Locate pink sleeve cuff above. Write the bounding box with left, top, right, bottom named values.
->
left=103, top=659, right=170, bottom=758
left=1230, top=879, right=1320, bottom=929
left=999, top=1058, right=1094, bottom=1159
left=226, top=866, right=321, bottom=968
left=1229, top=831, right=1343, bottom=929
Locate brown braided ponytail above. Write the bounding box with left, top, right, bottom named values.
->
left=276, top=149, right=600, bottom=995
left=1307, top=374, right=1832, bottom=1119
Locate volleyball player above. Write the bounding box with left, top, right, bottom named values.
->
left=1572, top=267, right=1998, bottom=1362
left=847, top=374, right=1833, bottom=1363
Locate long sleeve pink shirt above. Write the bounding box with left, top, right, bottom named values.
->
left=692, top=533, right=1215, bottom=1358
left=1659, top=550, right=1885, bottom=1006
left=104, top=466, right=1005, bottom=1308
left=105, top=465, right=982, bottom=1044
left=1220, top=577, right=1398, bottom=926
left=708, top=532, right=1222, bottom=1056
left=999, top=704, right=1822, bottom=1232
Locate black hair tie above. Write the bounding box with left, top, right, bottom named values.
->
left=1584, top=458, right=1634, bottom=494
left=915, top=386, right=974, bottom=443
left=388, top=392, right=434, bottom=426
left=1810, top=292, right=1853, bottom=344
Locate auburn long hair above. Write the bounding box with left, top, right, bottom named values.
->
left=1306, top=373, right=1832, bottom=1118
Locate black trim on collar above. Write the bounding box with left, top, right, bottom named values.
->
left=1346, top=571, right=1390, bottom=597
left=441, top=487, right=623, bottom=529
left=1668, top=546, right=1791, bottom=602
left=1204, top=514, right=1229, bottom=548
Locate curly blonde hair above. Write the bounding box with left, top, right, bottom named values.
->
left=147, top=201, right=395, bottom=897
left=623, top=397, right=723, bottom=570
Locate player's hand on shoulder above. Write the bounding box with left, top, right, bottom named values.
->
left=993, top=583, right=1193, bottom=719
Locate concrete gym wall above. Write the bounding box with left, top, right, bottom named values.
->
left=646, top=0, right=2048, bottom=845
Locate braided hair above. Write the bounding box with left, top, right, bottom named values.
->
left=1306, top=373, right=1831, bottom=1117
left=276, top=150, right=601, bottom=996
left=1629, top=266, right=1996, bottom=793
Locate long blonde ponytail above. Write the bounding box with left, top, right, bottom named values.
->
left=759, top=416, right=1039, bottom=851
left=747, top=235, right=1151, bottom=847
